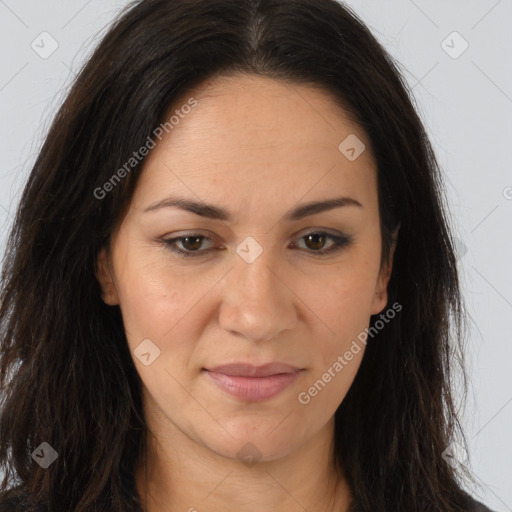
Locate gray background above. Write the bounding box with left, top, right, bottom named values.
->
left=0, top=0, right=510, bottom=509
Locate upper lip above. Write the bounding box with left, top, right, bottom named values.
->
left=204, top=362, right=303, bottom=377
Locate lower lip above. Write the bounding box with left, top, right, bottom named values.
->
left=203, top=370, right=303, bottom=402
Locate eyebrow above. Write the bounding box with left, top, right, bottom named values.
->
left=143, top=195, right=363, bottom=222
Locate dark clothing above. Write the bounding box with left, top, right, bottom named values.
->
left=0, top=488, right=496, bottom=511
left=347, top=492, right=495, bottom=512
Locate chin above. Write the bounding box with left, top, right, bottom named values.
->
left=200, top=425, right=302, bottom=464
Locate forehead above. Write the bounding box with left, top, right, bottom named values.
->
left=134, top=74, right=377, bottom=216
left=158, top=73, right=366, bottom=154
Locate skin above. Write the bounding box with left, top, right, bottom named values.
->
left=96, top=73, right=397, bottom=512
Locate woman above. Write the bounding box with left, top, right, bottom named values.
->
left=0, top=0, right=496, bottom=510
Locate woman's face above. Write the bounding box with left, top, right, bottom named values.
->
left=96, top=74, right=395, bottom=463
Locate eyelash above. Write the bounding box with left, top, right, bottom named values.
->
left=161, top=231, right=352, bottom=258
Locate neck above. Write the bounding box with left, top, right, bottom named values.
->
left=135, top=414, right=352, bottom=512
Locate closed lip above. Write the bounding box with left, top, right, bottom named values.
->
left=203, top=362, right=303, bottom=377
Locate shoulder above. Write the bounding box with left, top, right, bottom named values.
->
left=347, top=492, right=496, bottom=512
left=0, top=496, right=21, bottom=512
left=0, top=492, right=20, bottom=512
left=0, top=488, right=46, bottom=512
left=462, top=492, right=496, bottom=512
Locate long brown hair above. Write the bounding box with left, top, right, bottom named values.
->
left=1, top=0, right=476, bottom=510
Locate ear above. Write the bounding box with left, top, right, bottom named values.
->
left=95, top=246, right=120, bottom=306
left=370, top=226, right=399, bottom=315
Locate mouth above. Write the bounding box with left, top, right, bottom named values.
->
left=202, top=362, right=304, bottom=402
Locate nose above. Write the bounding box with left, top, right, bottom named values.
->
left=218, top=248, right=298, bottom=343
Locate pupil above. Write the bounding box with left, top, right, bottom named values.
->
left=184, top=236, right=202, bottom=250
left=306, top=233, right=325, bottom=250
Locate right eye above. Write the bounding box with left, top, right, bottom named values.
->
left=161, top=234, right=218, bottom=258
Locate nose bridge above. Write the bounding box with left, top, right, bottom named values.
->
left=219, top=243, right=297, bottom=342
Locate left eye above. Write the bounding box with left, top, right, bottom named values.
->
left=162, top=231, right=352, bottom=258
left=290, top=232, right=351, bottom=255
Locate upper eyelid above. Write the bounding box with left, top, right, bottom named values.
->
left=164, top=229, right=346, bottom=244
left=164, top=227, right=346, bottom=241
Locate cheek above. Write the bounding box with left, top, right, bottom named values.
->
left=294, top=272, right=371, bottom=415
left=112, top=270, right=183, bottom=382
left=113, top=250, right=203, bottom=339
left=116, top=268, right=177, bottom=341
left=301, top=263, right=379, bottom=356
left=113, top=252, right=218, bottom=384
